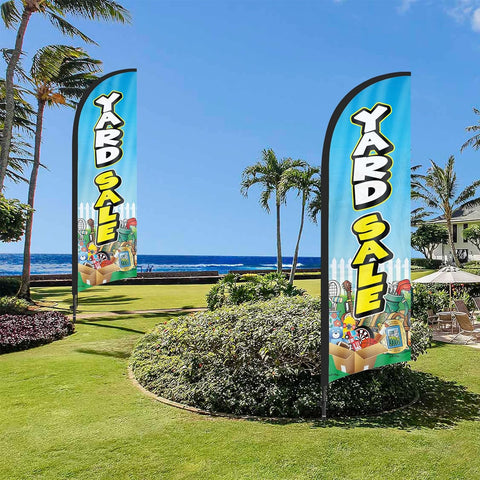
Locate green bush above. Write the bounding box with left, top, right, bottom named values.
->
left=410, top=320, right=433, bottom=360
left=206, top=272, right=304, bottom=310
left=411, top=258, right=443, bottom=269
left=131, top=296, right=429, bottom=418
left=0, top=296, right=30, bottom=315
left=412, top=284, right=450, bottom=321
left=0, top=277, right=21, bottom=297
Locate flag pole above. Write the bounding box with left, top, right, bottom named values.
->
left=72, top=98, right=79, bottom=324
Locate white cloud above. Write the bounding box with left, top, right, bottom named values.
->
left=472, top=7, right=480, bottom=30
left=446, top=0, right=475, bottom=22
left=398, top=0, right=420, bottom=14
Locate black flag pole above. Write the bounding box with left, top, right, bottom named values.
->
left=72, top=103, right=79, bottom=324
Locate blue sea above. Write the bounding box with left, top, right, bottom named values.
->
left=0, top=254, right=321, bottom=276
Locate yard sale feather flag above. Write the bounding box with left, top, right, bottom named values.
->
left=321, top=72, right=411, bottom=385
left=73, top=69, right=137, bottom=294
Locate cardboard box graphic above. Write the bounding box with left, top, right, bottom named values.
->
left=354, top=343, right=387, bottom=371
left=330, top=342, right=387, bottom=374
left=96, top=263, right=120, bottom=285
left=330, top=343, right=355, bottom=374
left=79, top=263, right=97, bottom=286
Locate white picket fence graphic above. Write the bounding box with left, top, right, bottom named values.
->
left=79, top=202, right=136, bottom=222
left=330, top=257, right=410, bottom=283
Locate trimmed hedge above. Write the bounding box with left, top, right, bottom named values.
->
left=411, top=258, right=443, bottom=269
left=131, top=296, right=429, bottom=418
left=0, top=277, right=21, bottom=297
left=0, top=311, right=74, bottom=354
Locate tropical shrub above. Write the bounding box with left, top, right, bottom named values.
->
left=131, top=296, right=429, bottom=418
left=0, top=296, right=30, bottom=314
left=411, top=258, right=443, bottom=269
left=206, top=272, right=304, bottom=310
left=412, top=284, right=450, bottom=321
left=0, top=311, right=74, bottom=354
left=0, top=277, right=21, bottom=296
left=410, top=320, right=433, bottom=359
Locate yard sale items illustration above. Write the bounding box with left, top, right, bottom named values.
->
left=73, top=69, right=137, bottom=292
left=322, top=73, right=411, bottom=383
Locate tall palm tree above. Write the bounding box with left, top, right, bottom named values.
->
left=241, top=149, right=306, bottom=272
left=17, top=45, right=101, bottom=299
left=0, top=0, right=130, bottom=191
left=0, top=79, right=35, bottom=183
left=460, top=107, right=480, bottom=153
left=415, top=155, right=480, bottom=267
left=282, top=166, right=320, bottom=284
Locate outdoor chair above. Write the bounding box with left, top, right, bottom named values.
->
left=437, top=312, right=454, bottom=333
left=452, top=312, right=480, bottom=344
left=472, top=297, right=480, bottom=322
left=453, top=299, right=474, bottom=320
left=427, top=309, right=438, bottom=330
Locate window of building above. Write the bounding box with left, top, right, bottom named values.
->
left=453, top=224, right=457, bottom=243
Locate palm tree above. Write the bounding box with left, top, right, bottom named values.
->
left=0, top=0, right=130, bottom=191
left=410, top=207, right=432, bottom=227
left=461, top=107, right=480, bottom=153
left=415, top=155, right=480, bottom=267
left=17, top=45, right=101, bottom=299
left=1, top=79, right=35, bottom=183
left=307, top=180, right=321, bottom=224
left=241, top=149, right=306, bottom=273
left=282, top=166, right=320, bottom=284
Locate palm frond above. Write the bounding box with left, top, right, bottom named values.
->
left=1, top=0, right=20, bottom=28
left=53, top=0, right=131, bottom=23
left=46, top=12, right=97, bottom=44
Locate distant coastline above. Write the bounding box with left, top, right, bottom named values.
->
left=0, top=254, right=321, bottom=277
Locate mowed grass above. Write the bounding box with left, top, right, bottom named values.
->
left=3, top=270, right=477, bottom=479
left=31, top=278, right=321, bottom=313
left=31, top=271, right=430, bottom=314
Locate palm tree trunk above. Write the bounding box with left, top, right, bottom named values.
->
left=276, top=200, right=282, bottom=273
left=446, top=217, right=460, bottom=267
left=0, top=7, right=32, bottom=191
left=289, top=195, right=306, bottom=285
left=18, top=99, right=45, bottom=300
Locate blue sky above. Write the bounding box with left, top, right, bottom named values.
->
left=2, top=0, right=480, bottom=256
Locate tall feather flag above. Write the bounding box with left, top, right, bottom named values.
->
left=321, top=73, right=411, bottom=416
left=72, top=69, right=137, bottom=317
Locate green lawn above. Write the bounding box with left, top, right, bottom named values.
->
left=31, top=278, right=321, bottom=313
left=2, top=272, right=477, bottom=480
left=31, top=272, right=432, bottom=314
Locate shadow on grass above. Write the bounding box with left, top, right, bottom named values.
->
left=76, top=320, right=146, bottom=335
left=311, top=372, right=480, bottom=430
left=75, top=347, right=131, bottom=359
left=76, top=294, right=141, bottom=306
left=428, top=341, right=452, bottom=349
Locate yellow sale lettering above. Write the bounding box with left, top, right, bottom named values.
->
left=94, top=91, right=124, bottom=169
left=351, top=213, right=393, bottom=317
left=93, top=170, right=124, bottom=246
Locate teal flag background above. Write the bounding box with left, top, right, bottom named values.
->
left=323, top=73, right=411, bottom=383
left=74, top=70, right=137, bottom=292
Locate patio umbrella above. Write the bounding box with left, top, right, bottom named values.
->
left=413, top=266, right=480, bottom=307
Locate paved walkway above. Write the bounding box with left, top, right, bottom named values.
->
left=432, top=330, right=480, bottom=349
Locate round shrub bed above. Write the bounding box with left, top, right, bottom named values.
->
left=0, top=311, right=74, bottom=354
left=131, top=296, right=430, bottom=418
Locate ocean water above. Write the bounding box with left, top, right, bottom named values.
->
left=0, top=254, right=321, bottom=276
